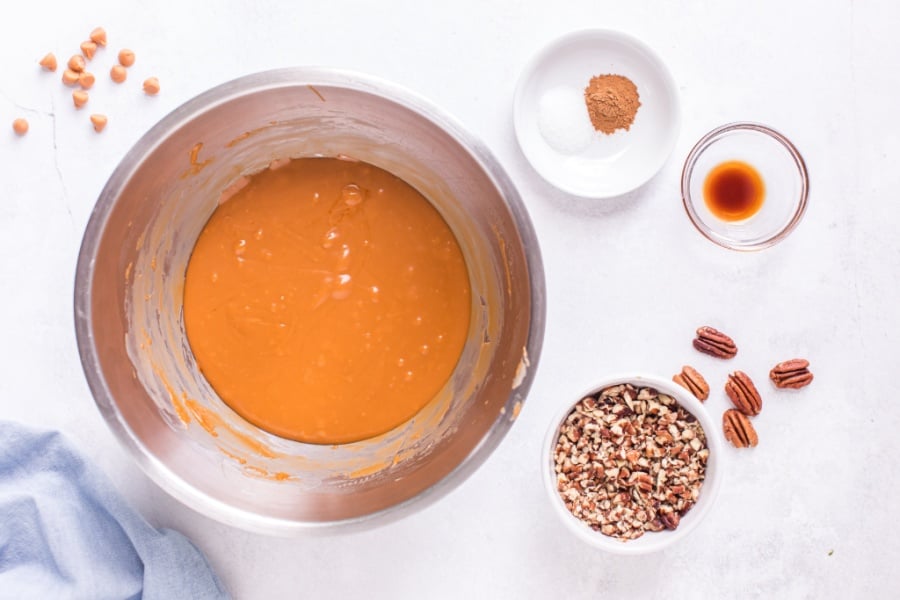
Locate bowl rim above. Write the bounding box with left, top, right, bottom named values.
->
left=513, top=28, right=682, bottom=199
left=680, top=121, right=810, bottom=251
left=541, top=373, right=723, bottom=554
left=73, top=67, right=547, bottom=534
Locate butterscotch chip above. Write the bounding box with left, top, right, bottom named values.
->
left=62, top=69, right=80, bottom=86
left=72, top=90, right=89, bottom=109
left=80, top=41, right=97, bottom=60
left=118, top=48, right=135, bottom=67
left=90, top=27, right=107, bottom=47
left=142, top=76, right=160, bottom=95
left=723, top=409, right=758, bottom=448
left=68, top=54, right=86, bottom=73
left=90, top=113, right=107, bottom=132
left=673, top=365, right=710, bottom=401
left=39, top=53, right=57, bottom=71
left=110, top=64, right=127, bottom=83
left=78, top=72, right=95, bottom=89
left=12, top=118, right=29, bottom=136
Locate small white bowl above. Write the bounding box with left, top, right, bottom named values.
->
left=514, top=30, right=681, bottom=198
left=542, top=374, right=722, bottom=554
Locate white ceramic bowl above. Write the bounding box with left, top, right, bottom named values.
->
left=542, top=374, right=722, bottom=554
left=514, top=29, right=681, bottom=198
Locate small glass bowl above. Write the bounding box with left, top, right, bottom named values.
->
left=681, top=122, right=809, bottom=251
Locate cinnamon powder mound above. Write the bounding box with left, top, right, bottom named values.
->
left=584, top=74, right=641, bottom=134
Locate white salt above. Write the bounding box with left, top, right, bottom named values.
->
left=537, top=86, right=594, bottom=154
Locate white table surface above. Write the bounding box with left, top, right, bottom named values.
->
left=2, top=1, right=897, bottom=598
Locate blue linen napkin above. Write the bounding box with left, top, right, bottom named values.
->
left=0, top=421, right=229, bottom=599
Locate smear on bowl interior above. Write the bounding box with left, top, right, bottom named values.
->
left=183, top=158, right=471, bottom=445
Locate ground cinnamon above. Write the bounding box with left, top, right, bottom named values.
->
left=584, top=74, right=641, bottom=134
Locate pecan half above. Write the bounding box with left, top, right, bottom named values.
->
left=770, top=359, right=813, bottom=389
left=725, top=371, right=762, bottom=416
left=693, top=326, right=737, bottom=359
left=673, top=365, right=710, bottom=401
left=722, top=409, right=758, bottom=448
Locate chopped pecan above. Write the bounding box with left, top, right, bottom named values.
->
left=660, top=509, right=681, bottom=530
left=722, top=409, right=758, bottom=448
left=646, top=518, right=665, bottom=532
left=770, top=359, right=813, bottom=389
left=725, top=371, right=762, bottom=416
left=693, top=326, right=737, bottom=359
left=627, top=471, right=653, bottom=492
left=673, top=365, right=710, bottom=401
left=553, top=384, right=707, bottom=541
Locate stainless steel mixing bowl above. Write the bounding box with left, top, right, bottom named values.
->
left=74, top=68, right=545, bottom=533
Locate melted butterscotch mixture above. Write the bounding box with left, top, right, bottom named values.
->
left=184, top=158, right=470, bottom=444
